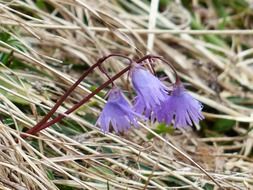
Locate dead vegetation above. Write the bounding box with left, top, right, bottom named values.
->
left=0, top=0, right=252, bottom=189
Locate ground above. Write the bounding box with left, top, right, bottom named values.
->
left=0, top=0, right=252, bottom=189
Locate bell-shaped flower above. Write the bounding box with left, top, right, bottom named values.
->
left=96, top=88, right=142, bottom=133
left=130, top=64, right=168, bottom=117
left=155, top=84, right=204, bottom=128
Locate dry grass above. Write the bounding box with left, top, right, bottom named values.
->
left=0, top=0, right=252, bottom=189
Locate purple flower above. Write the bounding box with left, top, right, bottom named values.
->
left=131, top=64, right=168, bottom=117
left=96, top=88, right=141, bottom=133
left=155, top=84, right=204, bottom=128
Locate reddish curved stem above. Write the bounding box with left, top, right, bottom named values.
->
left=22, top=65, right=131, bottom=137
left=22, top=54, right=131, bottom=138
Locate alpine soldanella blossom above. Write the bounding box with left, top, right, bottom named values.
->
left=154, top=82, right=204, bottom=128
left=130, top=63, right=168, bottom=117
left=96, top=88, right=142, bottom=133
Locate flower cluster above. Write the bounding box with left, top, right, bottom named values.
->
left=97, top=63, right=204, bottom=133
left=24, top=54, right=204, bottom=138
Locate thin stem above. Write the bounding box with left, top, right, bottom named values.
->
left=98, top=64, right=115, bottom=87
left=135, top=54, right=157, bottom=63
left=148, top=55, right=180, bottom=83
left=22, top=65, right=131, bottom=137
left=23, top=54, right=132, bottom=136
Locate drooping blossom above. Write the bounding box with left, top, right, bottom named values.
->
left=130, top=64, right=168, bottom=117
left=96, top=88, right=142, bottom=133
left=155, top=84, right=204, bottom=128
